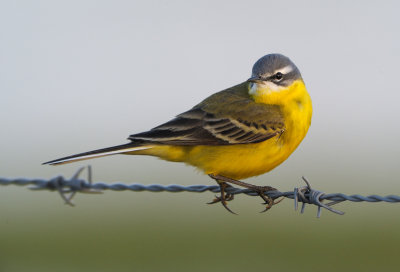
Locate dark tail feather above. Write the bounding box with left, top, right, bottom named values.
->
left=43, top=143, right=150, bottom=165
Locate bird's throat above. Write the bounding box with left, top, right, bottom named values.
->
left=248, top=80, right=307, bottom=106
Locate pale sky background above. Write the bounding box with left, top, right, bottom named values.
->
left=1, top=1, right=400, bottom=271
left=1, top=0, right=399, bottom=192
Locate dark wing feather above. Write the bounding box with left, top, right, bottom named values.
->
left=128, top=82, right=285, bottom=146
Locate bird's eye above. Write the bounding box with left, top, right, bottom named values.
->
left=274, top=72, right=283, bottom=81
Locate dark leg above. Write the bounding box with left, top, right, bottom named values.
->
left=207, top=180, right=236, bottom=214
left=209, top=174, right=281, bottom=213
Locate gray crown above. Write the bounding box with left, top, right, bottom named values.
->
left=251, top=54, right=302, bottom=86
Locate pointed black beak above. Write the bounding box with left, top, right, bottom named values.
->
left=247, top=76, right=266, bottom=83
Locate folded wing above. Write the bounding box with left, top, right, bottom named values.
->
left=129, top=83, right=285, bottom=145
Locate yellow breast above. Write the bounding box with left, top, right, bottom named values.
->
left=252, top=80, right=312, bottom=154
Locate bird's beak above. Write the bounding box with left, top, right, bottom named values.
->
left=247, top=76, right=265, bottom=83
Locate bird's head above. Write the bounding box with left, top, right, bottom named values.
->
left=247, top=54, right=304, bottom=101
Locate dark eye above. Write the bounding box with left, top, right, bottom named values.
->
left=274, top=72, right=283, bottom=81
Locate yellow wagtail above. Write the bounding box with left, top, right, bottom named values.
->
left=44, top=53, right=312, bottom=213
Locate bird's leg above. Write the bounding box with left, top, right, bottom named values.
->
left=207, top=177, right=236, bottom=214
left=209, top=174, right=280, bottom=213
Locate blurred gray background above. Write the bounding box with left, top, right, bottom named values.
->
left=1, top=1, right=400, bottom=271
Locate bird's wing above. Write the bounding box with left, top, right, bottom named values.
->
left=128, top=82, right=285, bottom=145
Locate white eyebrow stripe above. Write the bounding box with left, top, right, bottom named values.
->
left=275, top=65, right=293, bottom=75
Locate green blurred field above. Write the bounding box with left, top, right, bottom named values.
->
left=1, top=182, right=399, bottom=272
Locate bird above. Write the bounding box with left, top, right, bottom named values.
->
left=44, top=53, right=312, bottom=214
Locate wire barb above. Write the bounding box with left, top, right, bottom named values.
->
left=28, top=165, right=102, bottom=206
left=294, top=177, right=345, bottom=218
left=1, top=166, right=399, bottom=217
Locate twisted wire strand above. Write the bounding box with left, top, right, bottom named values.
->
left=1, top=166, right=399, bottom=217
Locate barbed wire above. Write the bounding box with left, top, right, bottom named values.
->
left=1, top=166, right=399, bottom=217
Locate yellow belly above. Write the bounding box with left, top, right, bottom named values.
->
left=134, top=81, right=312, bottom=180
left=185, top=138, right=298, bottom=179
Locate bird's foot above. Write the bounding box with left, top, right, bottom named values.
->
left=207, top=182, right=237, bottom=214
left=209, top=174, right=282, bottom=213
left=257, top=188, right=284, bottom=213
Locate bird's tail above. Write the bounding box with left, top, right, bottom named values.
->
left=43, top=143, right=151, bottom=165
